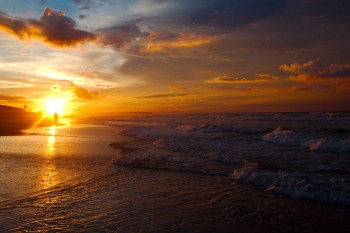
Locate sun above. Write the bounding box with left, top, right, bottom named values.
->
left=45, top=97, right=67, bottom=115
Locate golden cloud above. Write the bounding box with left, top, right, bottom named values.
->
left=279, top=59, right=317, bottom=73
left=282, top=58, right=350, bottom=83
left=141, top=32, right=215, bottom=53
left=207, top=74, right=278, bottom=83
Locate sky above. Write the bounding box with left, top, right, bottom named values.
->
left=0, top=0, right=349, bottom=114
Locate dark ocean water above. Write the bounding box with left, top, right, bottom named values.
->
left=0, top=113, right=349, bottom=232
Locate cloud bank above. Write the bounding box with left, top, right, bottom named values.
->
left=281, top=59, right=350, bottom=82
left=0, top=7, right=95, bottom=47
left=0, top=94, right=30, bottom=103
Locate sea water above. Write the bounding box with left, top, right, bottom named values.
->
left=103, top=112, right=350, bottom=205
left=0, top=112, right=349, bottom=232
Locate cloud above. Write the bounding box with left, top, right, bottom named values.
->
left=156, top=0, right=287, bottom=31
left=97, top=21, right=148, bottom=49
left=78, top=14, right=88, bottom=19
left=280, top=59, right=317, bottom=73
left=0, top=94, right=31, bottom=103
left=281, top=59, right=350, bottom=82
left=50, top=81, right=98, bottom=100
left=0, top=7, right=96, bottom=47
left=254, top=73, right=279, bottom=80
left=97, top=21, right=214, bottom=55
left=69, top=82, right=99, bottom=100
left=207, top=74, right=278, bottom=83
left=0, top=11, right=29, bottom=39
left=136, top=93, right=188, bottom=99
left=140, top=32, right=215, bottom=53
left=289, top=83, right=331, bottom=91
left=320, top=63, right=350, bottom=78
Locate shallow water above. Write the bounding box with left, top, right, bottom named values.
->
left=103, top=112, right=350, bottom=205
left=0, top=116, right=349, bottom=232
left=0, top=124, right=119, bottom=201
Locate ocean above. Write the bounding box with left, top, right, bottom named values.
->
left=0, top=112, right=349, bottom=232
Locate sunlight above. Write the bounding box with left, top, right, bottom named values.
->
left=41, top=125, right=59, bottom=191
left=49, top=125, right=57, bottom=136
left=45, top=97, right=67, bottom=115
left=47, top=127, right=56, bottom=156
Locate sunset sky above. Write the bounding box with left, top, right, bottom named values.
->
left=0, top=0, right=349, bottom=114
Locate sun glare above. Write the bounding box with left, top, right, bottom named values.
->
left=45, top=98, right=67, bottom=115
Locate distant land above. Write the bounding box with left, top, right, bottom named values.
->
left=0, top=105, right=44, bottom=135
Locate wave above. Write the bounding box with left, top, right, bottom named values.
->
left=111, top=148, right=350, bottom=205
left=106, top=113, right=350, bottom=205
left=177, top=124, right=229, bottom=133
left=231, top=166, right=350, bottom=205
left=263, top=127, right=350, bottom=153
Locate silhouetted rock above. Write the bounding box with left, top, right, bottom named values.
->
left=0, top=105, right=43, bottom=135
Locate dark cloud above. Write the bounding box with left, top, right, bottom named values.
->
left=72, top=0, right=86, bottom=3
left=290, top=86, right=310, bottom=91
left=0, top=7, right=95, bottom=47
left=91, top=0, right=287, bottom=54
left=129, top=0, right=348, bottom=62
left=289, top=86, right=327, bottom=91
left=178, top=0, right=287, bottom=30
left=85, top=0, right=345, bottom=65
left=136, top=93, right=188, bottom=99
left=320, top=64, right=350, bottom=79
left=78, top=14, right=88, bottom=19
left=97, top=21, right=148, bottom=49
left=0, top=11, right=30, bottom=39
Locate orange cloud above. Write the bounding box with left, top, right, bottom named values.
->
left=0, top=11, right=29, bottom=39
left=281, top=58, right=350, bottom=83
left=0, top=94, right=31, bottom=103
left=0, top=8, right=96, bottom=47
left=207, top=74, right=278, bottom=83
left=141, top=32, right=215, bottom=53
left=279, top=59, right=317, bottom=73
left=1, top=8, right=215, bottom=53
left=69, top=82, right=98, bottom=100
left=135, top=93, right=188, bottom=99
left=50, top=81, right=98, bottom=100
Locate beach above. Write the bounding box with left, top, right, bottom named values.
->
left=0, top=113, right=349, bottom=232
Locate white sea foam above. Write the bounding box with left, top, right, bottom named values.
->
left=103, top=112, right=350, bottom=205
left=262, top=127, right=350, bottom=153
left=304, top=138, right=350, bottom=153
left=231, top=167, right=350, bottom=205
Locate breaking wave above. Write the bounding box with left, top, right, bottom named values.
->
left=263, top=126, right=350, bottom=153
left=102, top=112, right=350, bottom=205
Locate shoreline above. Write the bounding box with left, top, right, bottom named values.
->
left=0, top=122, right=349, bottom=232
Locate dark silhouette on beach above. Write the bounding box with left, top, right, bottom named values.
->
left=0, top=105, right=41, bottom=135
left=53, top=112, right=58, bottom=125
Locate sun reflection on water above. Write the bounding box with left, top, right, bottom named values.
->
left=46, top=126, right=56, bottom=156
left=41, top=125, right=58, bottom=191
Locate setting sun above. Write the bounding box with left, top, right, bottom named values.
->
left=45, top=98, right=67, bottom=115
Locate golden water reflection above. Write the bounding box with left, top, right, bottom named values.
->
left=41, top=125, right=58, bottom=191
left=46, top=126, right=56, bottom=156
